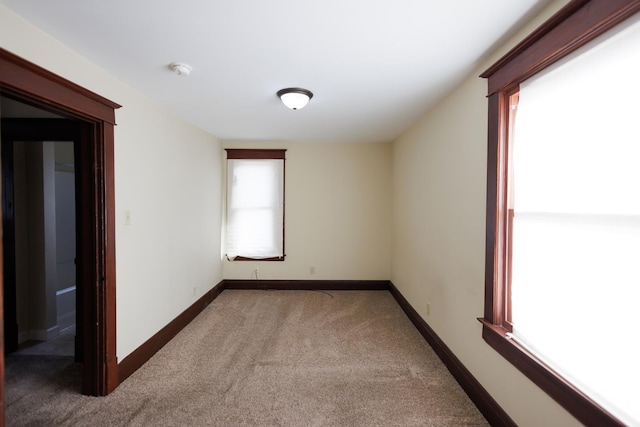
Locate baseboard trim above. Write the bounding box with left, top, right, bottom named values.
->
left=118, top=280, right=225, bottom=384
left=388, top=282, right=516, bottom=427
left=224, top=279, right=391, bottom=291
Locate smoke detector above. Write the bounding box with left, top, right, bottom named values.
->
left=169, top=62, right=192, bottom=76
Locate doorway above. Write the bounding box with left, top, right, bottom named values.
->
left=0, top=46, right=120, bottom=418
left=2, top=112, right=82, bottom=363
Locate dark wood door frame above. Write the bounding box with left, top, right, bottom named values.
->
left=0, top=47, right=120, bottom=412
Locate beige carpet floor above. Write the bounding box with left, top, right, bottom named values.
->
left=5, top=290, right=489, bottom=426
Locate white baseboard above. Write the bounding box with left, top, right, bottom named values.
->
left=27, top=325, right=60, bottom=342
left=57, top=311, right=76, bottom=331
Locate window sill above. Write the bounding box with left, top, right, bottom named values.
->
left=477, top=318, right=623, bottom=426
left=226, top=255, right=285, bottom=262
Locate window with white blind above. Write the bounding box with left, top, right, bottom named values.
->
left=225, top=149, right=285, bottom=261
left=481, top=2, right=640, bottom=425
left=508, top=12, right=640, bottom=425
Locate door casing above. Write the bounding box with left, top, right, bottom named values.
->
left=0, top=47, right=120, bottom=411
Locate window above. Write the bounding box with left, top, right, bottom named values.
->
left=480, top=1, right=640, bottom=426
left=225, top=149, right=285, bottom=261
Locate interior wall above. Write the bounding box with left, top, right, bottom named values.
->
left=54, top=140, right=76, bottom=330
left=53, top=141, right=75, bottom=294
left=0, top=5, right=224, bottom=360
left=13, top=139, right=76, bottom=342
left=390, top=1, right=580, bottom=426
left=15, top=141, right=59, bottom=341
left=222, top=141, right=391, bottom=281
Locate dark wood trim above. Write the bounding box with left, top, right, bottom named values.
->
left=0, top=48, right=120, bottom=123
left=230, top=256, right=285, bottom=262
left=1, top=49, right=119, bottom=398
left=480, top=0, right=588, bottom=83
left=225, top=149, right=286, bottom=159
left=75, top=121, right=98, bottom=394
left=282, top=156, right=286, bottom=262
left=388, top=282, right=516, bottom=427
left=481, top=0, right=589, bottom=80
left=480, top=323, right=624, bottom=427
left=118, top=281, right=226, bottom=384
left=224, top=279, right=391, bottom=291
left=484, top=93, right=500, bottom=325
left=102, top=122, right=118, bottom=393
left=0, top=116, right=4, bottom=426
left=481, top=0, right=640, bottom=95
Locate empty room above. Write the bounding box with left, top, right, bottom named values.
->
left=1, top=0, right=639, bottom=426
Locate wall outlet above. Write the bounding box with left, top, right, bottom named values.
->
left=192, top=286, right=197, bottom=297
left=426, top=303, right=431, bottom=316
left=310, top=266, right=316, bottom=275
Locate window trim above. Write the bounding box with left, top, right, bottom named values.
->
left=479, top=1, right=640, bottom=425
left=224, top=149, right=286, bottom=262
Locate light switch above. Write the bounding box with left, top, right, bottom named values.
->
left=124, top=210, right=132, bottom=226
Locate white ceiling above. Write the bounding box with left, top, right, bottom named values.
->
left=0, top=0, right=553, bottom=143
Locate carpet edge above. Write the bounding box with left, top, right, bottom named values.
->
left=117, top=280, right=226, bottom=385
left=388, top=281, right=516, bottom=427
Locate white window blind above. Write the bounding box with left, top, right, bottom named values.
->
left=226, top=159, right=284, bottom=260
left=510, top=12, right=640, bottom=426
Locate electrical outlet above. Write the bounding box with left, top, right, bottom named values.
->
left=310, top=267, right=315, bottom=275
left=426, top=303, right=431, bottom=316
left=192, top=286, right=197, bottom=297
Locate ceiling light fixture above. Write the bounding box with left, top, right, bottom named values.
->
left=169, top=62, right=192, bottom=76
left=277, top=87, right=313, bottom=110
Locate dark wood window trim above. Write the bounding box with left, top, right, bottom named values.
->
left=479, top=1, right=640, bottom=426
left=224, top=149, right=286, bottom=262
left=226, top=149, right=286, bottom=160
left=0, top=47, right=121, bottom=399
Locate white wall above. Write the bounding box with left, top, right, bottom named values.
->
left=0, top=5, right=224, bottom=360
left=222, top=141, right=391, bottom=281
left=390, top=1, right=581, bottom=426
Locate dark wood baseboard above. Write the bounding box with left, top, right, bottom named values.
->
left=224, top=279, right=391, bottom=291
left=117, top=280, right=225, bottom=384
left=388, top=282, right=516, bottom=427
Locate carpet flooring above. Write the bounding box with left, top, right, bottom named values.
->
left=5, top=290, right=489, bottom=426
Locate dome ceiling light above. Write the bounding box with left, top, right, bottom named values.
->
left=277, top=87, right=313, bottom=110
